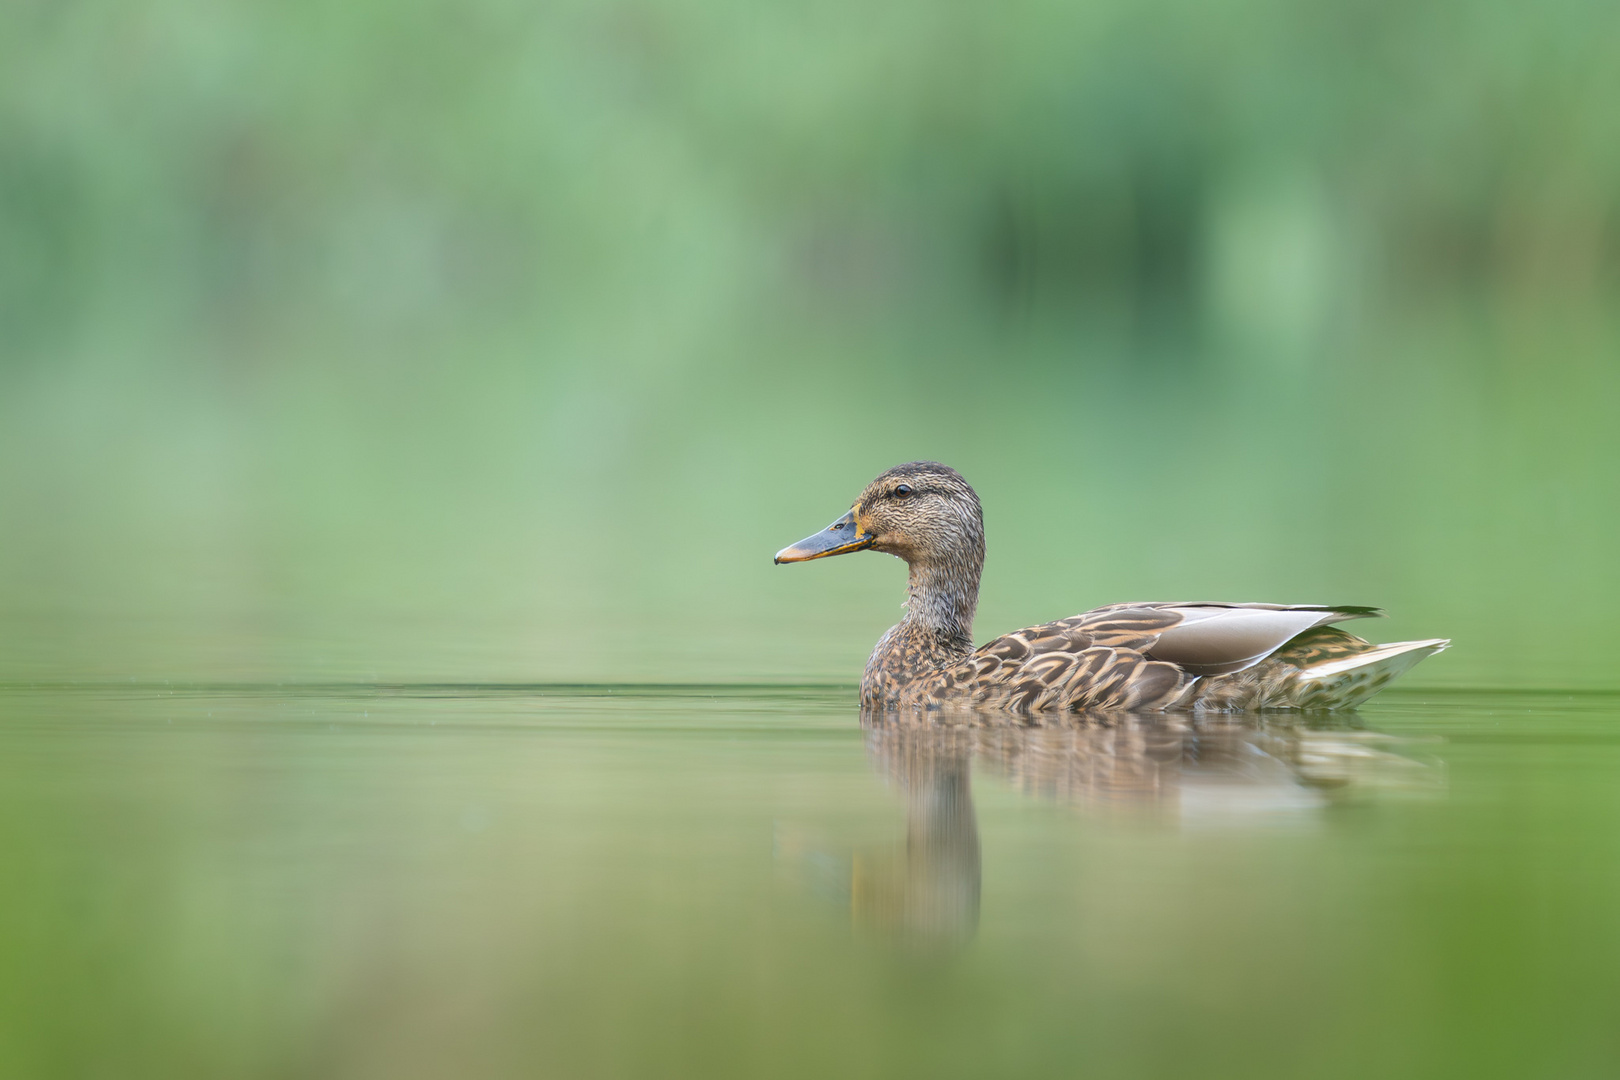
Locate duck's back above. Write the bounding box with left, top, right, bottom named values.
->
left=881, top=602, right=1447, bottom=713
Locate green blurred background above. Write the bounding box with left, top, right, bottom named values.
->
left=3, top=0, right=1617, bottom=687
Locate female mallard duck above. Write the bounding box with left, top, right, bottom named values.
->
left=775, top=462, right=1448, bottom=713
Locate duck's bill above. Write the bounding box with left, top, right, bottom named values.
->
left=774, top=510, right=876, bottom=563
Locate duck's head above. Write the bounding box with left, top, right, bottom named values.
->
left=774, top=461, right=985, bottom=569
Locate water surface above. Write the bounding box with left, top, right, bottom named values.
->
left=1, top=684, right=1617, bottom=1079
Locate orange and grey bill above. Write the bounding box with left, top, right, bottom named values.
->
left=774, top=509, right=876, bottom=563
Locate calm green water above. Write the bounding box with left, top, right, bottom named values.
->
left=2, top=684, right=1617, bottom=1079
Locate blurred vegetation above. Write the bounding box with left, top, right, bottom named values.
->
left=2, top=0, right=1617, bottom=684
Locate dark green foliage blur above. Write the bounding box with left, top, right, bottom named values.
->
left=2, top=0, right=1617, bottom=684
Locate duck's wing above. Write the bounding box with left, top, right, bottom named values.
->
left=947, top=603, right=1384, bottom=712
left=1105, top=602, right=1382, bottom=676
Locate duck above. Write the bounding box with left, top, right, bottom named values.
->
left=774, top=462, right=1448, bottom=713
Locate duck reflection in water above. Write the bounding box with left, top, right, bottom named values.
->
left=850, top=723, right=982, bottom=946
left=779, top=710, right=1440, bottom=949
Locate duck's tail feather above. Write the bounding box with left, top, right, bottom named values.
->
left=1291, top=637, right=1450, bottom=708
left=1177, top=628, right=1450, bottom=711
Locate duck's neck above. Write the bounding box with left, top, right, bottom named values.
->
left=902, top=555, right=981, bottom=659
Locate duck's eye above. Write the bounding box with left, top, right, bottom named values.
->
left=892, top=484, right=913, bottom=498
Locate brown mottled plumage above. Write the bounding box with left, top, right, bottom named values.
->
left=775, top=462, right=1448, bottom=715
